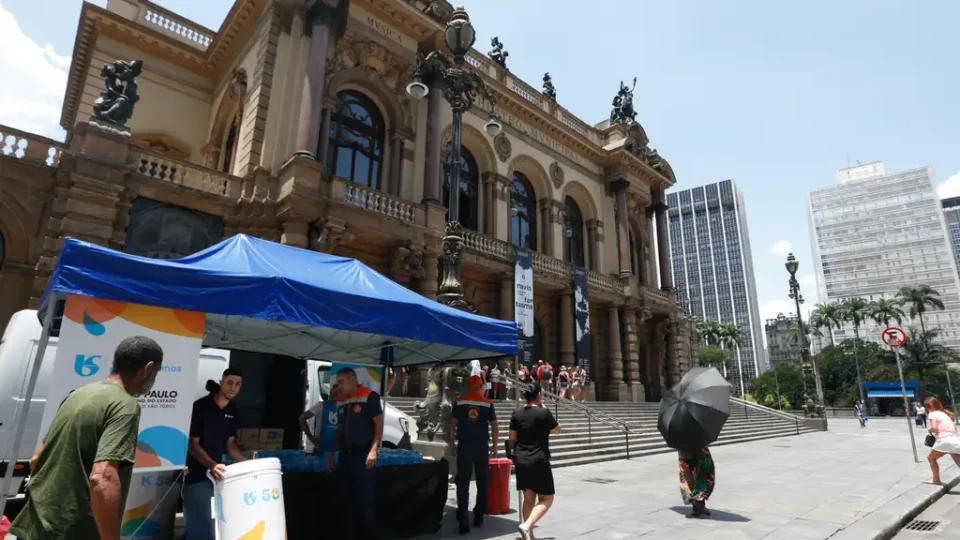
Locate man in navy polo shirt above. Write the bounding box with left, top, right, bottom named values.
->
left=326, top=368, right=383, bottom=540
left=449, top=375, right=499, bottom=535
left=183, top=368, right=249, bottom=540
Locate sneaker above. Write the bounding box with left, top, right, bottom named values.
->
left=473, top=512, right=483, bottom=527
left=518, top=523, right=532, bottom=540
left=458, top=522, right=469, bottom=535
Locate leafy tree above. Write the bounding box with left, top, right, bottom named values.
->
left=811, top=302, right=844, bottom=346
left=697, top=345, right=729, bottom=371
left=871, top=298, right=905, bottom=329
left=897, top=284, right=945, bottom=333
left=750, top=364, right=804, bottom=411
left=743, top=393, right=757, bottom=403
left=899, top=328, right=958, bottom=379
left=814, top=340, right=888, bottom=407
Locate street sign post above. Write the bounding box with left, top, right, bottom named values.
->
left=883, top=327, right=919, bottom=463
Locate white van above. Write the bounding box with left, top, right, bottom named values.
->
left=0, top=309, right=412, bottom=508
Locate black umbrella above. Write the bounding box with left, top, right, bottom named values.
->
left=658, top=367, right=730, bottom=453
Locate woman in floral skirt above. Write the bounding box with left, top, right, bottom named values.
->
left=679, top=447, right=715, bottom=517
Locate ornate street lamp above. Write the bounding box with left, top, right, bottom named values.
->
left=406, top=6, right=501, bottom=312
left=786, top=253, right=826, bottom=418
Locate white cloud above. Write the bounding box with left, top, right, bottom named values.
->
left=938, top=171, right=960, bottom=199
left=770, top=240, right=793, bottom=257
left=0, top=2, right=69, bottom=140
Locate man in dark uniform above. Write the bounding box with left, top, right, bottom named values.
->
left=327, top=368, right=383, bottom=540
left=449, top=375, right=500, bottom=534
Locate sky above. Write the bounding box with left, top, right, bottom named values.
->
left=4, top=0, right=960, bottom=331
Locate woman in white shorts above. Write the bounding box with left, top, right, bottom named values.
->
left=924, top=396, right=960, bottom=485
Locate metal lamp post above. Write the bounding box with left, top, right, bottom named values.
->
left=406, top=7, right=501, bottom=311
left=786, top=253, right=825, bottom=418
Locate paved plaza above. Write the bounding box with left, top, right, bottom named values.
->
left=436, top=418, right=960, bottom=540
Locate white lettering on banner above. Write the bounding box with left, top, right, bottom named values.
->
left=40, top=295, right=204, bottom=472
left=514, top=250, right=535, bottom=364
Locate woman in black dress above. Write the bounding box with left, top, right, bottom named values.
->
left=510, top=382, right=561, bottom=540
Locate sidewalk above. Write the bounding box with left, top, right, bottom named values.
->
left=435, top=418, right=959, bottom=539
left=892, top=488, right=960, bottom=538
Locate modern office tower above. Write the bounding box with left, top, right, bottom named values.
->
left=942, top=197, right=960, bottom=277
left=667, top=180, right=767, bottom=394
left=808, top=162, right=960, bottom=348
left=765, top=313, right=801, bottom=367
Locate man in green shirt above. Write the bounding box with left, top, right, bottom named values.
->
left=11, top=335, right=164, bottom=540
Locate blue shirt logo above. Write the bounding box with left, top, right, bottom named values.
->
left=74, top=354, right=101, bottom=377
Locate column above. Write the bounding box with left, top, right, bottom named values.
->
left=653, top=189, right=674, bottom=291
left=538, top=198, right=552, bottom=256
left=317, top=107, right=332, bottom=169
left=587, top=312, right=601, bottom=401
left=612, top=179, right=631, bottom=278
left=559, top=291, right=576, bottom=367
left=281, top=220, right=310, bottom=248
left=607, top=306, right=629, bottom=401
left=388, top=132, right=404, bottom=196
left=665, top=318, right=681, bottom=386
left=499, top=274, right=513, bottom=320
left=422, top=80, right=444, bottom=205
left=294, top=17, right=332, bottom=159
left=483, top=173, right=497, bottom=237
left=585, top=220, right=598, bottom=272
left=417, top=249, right=441, bottom=300
left=622, top=308, right=643, bottom=402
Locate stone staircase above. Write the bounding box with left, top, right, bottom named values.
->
left=387, top=396, right=820, bottom=469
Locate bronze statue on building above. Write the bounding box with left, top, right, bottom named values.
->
left=414, top=364, right=469, bottom=441
left=92, top=60, right=143, bottom=129
left=489, top=37, right=509, bottom=68
left=610, top=77, right=637, bottom=125
left=542, top=72, right=556, bottom=100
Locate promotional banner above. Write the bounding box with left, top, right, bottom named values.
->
left=120, top=469, right=181, bottom=540
left=40, top=294, right=204, bottom=471
left=573, top=267, right=592, bottom=377
left=330, top=362, right=386, bottom=395
left=514, top=248, right=535, bottom=366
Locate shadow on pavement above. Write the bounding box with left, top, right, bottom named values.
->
left=668, top=506, right=751, bottom=522
left=432, top=506, right=526, bottom=539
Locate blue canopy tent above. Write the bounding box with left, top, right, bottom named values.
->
left=0, top=235, right=517, bottom=514
left=39, top=234, right=517, bottom=365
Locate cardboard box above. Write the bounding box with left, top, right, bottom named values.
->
left=259, top=428, right=284, bottom=444
left=237, top=428, right=260, bottom=450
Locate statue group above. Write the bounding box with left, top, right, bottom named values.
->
left=489, top=37, right=509, bottom=68
left=610, top=77, right=637, bottom=125
left=92, top=60, right=143, bottom=129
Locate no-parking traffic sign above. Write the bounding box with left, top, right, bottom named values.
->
left=881, top=327, right=907, bottom=348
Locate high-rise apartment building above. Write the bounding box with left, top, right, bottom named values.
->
left=808, top=162, right=960, bottom=347
left=765, top=313, right=801, bottom=367
left=667, top=180, right=767, bottom=394
left=941, top=197, right=960, bottom=277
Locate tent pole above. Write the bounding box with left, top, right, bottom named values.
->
left=0, top=293, right=58, bottom=517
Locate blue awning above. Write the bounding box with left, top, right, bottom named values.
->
left=868, top=390, right=914, bottom=398
left=40, top=235, right=518, bottom=366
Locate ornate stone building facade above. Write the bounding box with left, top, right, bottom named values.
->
left=0, top=0, right=693, bottom=401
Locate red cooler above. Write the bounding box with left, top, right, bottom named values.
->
left=488, top=458, right=513, bottom=514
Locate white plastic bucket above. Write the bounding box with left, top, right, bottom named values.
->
left=213, top=458, right=286, bottom=540
left=120, top=469, right=181, bottom=540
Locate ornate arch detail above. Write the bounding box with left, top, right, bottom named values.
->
left=507, top=154, right=553, bottom=200
left=325, top=69, right=409, bottom=132
left=204, top=68, right=247, bottom=169
left=439, top=123, right=497, bottom=174
left=561, top=180, right=599, bottom=221
left=0, top=195, right=33, bottom=262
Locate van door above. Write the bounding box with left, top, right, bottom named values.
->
left=195, top=349, right=231, bottom=401
left=0, top=338, right=57, bottom=463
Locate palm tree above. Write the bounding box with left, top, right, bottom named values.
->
left=812, top=302, right=843, bottom=346
left=696, top=319, right=723, bottom=347
left=871, top=298, right=905, bottom=329
left=720, top=322, right=745, bottom=396
left=900, top=328, right=953, bottom=379
left=841, top=296, right=870, bottom=405
left=897, top=284, right=945, bottom=333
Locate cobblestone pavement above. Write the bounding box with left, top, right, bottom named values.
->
left=435, top=418, right=959, bottom=540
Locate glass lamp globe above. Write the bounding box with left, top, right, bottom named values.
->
left=406, top=80, right=429, bottom=101
left=445, top=7, right=476, bottom=57
left=483, top=118, right=502, bottom=137
left=785, top=253, right=799, bottom=276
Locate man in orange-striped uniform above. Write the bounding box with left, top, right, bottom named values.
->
left=449, top=375, right=500, bottom=535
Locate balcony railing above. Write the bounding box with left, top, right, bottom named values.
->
left=0, top=125, right=65, bottom=167
left=340, top=183, right=418, bottom=224
left=645, top=287, right=675, bottom=307
left=588, top=271, right=624, bottom=296
left=137, top=0, right=213, bottom=50
left=129, top=149, right=237, bottom=197
left=463, top=230, right=512, bottom=263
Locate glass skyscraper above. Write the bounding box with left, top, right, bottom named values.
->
left=667, top=180, right=767, bottom=394
left=808, top=162, right=960, bottom=348
left=942, top=197, right=960, bottom=277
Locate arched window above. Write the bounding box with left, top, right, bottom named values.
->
left=511, top=172, right=537, bottom=251
left=326, top=90, right=385, bottom=189
left=220, top=119, right=238, bottom=174
left=442, top=144, right=479, bottom=231
left=564, top=196, right=585, bottom=267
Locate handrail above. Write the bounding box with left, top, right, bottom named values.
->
left=730, top=397, right=804, bottom=436
left=503, top=374, right=634, bottom=458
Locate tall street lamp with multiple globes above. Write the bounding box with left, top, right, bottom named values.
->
left=406, top=6, right=501, bottom=312
left=785, top=253, right=826, bottom=418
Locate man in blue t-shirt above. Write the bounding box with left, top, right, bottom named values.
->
left=299, top=385, right=341, bottom=453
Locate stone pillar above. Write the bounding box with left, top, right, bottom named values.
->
left=665, top=317, right=681, bottom=386
left=388, top=132, right=404, bottom=196
left=294, top=21, right=332, bottom=159
left=483, top=173, right=497, bottom=237
left=537, top=198, right=552, bottom=256
left=422, top=80, right=444, bottom=205
left=653, top=189, right=673, bottom=291
left=606, top=305, right=629, bottom=401
left=586, top=312, right=601, bottom=401
left=585, top=220, right=599, bottom=272
left=612, top=179, right=631, bottom=278
left=622, top=307, right=644, bottom=402
left=281, top=220, right=310, bottom=248
left=499, top=274, right=513, bottom=321
left=559, top=291, right=576, bottom=367
left=417, top=249, right=441, bottom=300
left=317, top=107, right=332, bottom=169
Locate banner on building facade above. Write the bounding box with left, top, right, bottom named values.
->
left=514, top=248, right=535, bottom=366
left=573, top=267, right=592, bottom=376
left=40, top=295, right=204, bottom=471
